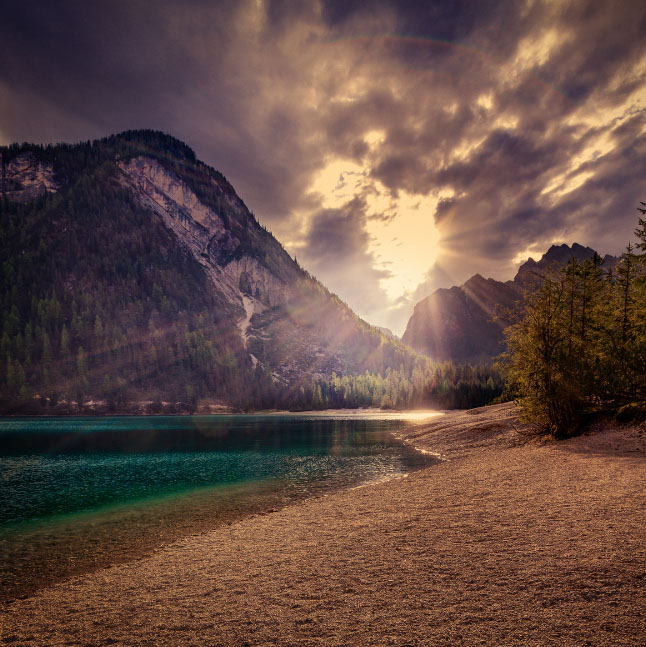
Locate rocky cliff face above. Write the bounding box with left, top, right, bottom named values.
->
left=118, top=156, right=289, bottom=313
left=1, top=151, right=58, bottom=202
left=402, top=244, right=618, bottom=363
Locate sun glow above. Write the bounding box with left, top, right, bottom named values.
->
left=366, top=192, right=440, bottom=300
left=308, top=157, right=441, bottom=302
left=363, top=129, right=386, bottom=148
left=476, top=93, right=493, bottom=111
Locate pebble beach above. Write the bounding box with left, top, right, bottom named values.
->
left=1, top=403, right=644, bottom=646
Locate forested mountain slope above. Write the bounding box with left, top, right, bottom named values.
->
left=1, top=130, right=420, bottom=412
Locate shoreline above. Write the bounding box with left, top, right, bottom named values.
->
left=0, top=405, right=445, bottom=418
left=0, top=414, right=439, bottom=605
left=2, top=404, right=644, bottom=645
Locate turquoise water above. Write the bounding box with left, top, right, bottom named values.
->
left=0, top=412, right=439, bottom=601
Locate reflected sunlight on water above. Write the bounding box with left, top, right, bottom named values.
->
left=271, top=410, right=444, bottom=421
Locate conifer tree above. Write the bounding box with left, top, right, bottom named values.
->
left=502, top=212, right=646, bottom=436
left=60, top=325, right=70, bottom=355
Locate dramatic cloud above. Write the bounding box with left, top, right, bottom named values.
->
left=1, top=0, right=644, bottom=334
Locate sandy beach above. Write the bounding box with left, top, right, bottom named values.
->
left=1, top=403, right=644, bottom=646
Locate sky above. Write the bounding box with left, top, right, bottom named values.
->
left=1, top=0, right=644, bottom=335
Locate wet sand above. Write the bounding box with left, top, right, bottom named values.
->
left=1, top=403, right=644, bottom=646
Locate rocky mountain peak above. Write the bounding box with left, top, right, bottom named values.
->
left=515, top=242, right=599, bottom=282
left=403, top=241, right=618, bottom=363
left=117, top=154, right=300, bottom=345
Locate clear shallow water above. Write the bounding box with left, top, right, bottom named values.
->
left=0, top=412, right=440, bottom=601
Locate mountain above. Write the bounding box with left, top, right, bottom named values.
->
left=375, top=326, right=399, bottom=340
left=0, top=130, right=417, bottom=412
left=512, top=242, right=617, bottom=290
left=402, top=274, right=519, bottom=363
left=402, top=243, right=617, bottom=363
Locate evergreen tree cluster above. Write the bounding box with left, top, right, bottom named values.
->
left=500, top=214, right=646, bottom=437
left=303, top=362, right=502, bottom=411
left=0, top=165, right=248, bottom=412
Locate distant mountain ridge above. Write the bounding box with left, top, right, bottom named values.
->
left=402, top=243, right=618, bottom=363
left=512, top=243, right=618, bottom=289
left=0, top=130, right=416, bottom=412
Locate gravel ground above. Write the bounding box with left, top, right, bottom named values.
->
left=1, top=403, right=644, bottom=646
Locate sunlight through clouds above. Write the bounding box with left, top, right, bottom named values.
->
left=0, top=0, right=643, bottom=336
left=307, top=152, right=440, bottom=311
left=367, top=193, right=440, bottom=300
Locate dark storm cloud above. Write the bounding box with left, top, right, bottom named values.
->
left=0, top=0, right=320, bottom=225
left=321, top=0, right=506, bottom=43
left=0, top=1, right=208, bottom=131
left=437, top=130, right=562, bottom=191
left=432, top=113, right=646, bottom=283
left=301, top=198, right=392, bottom=316
left=544, top=1, right=645, bottom=104
left=305, top=199, right=374, bottom=261
left=322, top=89, right=404, bottom=160
left=436, top=119, right=644, bottom=269
left=545, top=116, right=646, bottom=247
left=1, top=0, right=644, bottom=333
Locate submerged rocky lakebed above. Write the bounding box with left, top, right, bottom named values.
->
left=0, top=411, right=441, bottom=602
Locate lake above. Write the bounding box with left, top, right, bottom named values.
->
left=0, top=411, right=441, bottom=602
